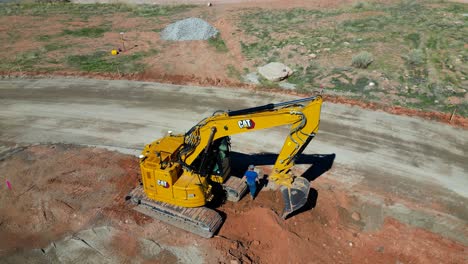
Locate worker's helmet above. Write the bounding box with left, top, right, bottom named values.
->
left=248, top=164, right=255, bottom=170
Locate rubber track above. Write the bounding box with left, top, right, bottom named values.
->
left=127, top=186, right=223, bottom=238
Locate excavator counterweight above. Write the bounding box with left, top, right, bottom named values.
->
left=127, top=95, right=323, bottom=237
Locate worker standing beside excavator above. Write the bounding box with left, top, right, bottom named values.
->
left=243, top=165, right=259, bottom=200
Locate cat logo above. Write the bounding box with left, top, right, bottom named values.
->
left=238, top=119, right=255, bottom=129
left=157, top=180, right=170, bottom=188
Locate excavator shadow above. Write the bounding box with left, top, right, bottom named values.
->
left=229, top=151, right=336, bottom=181
left=297, top=153, right=337, bottom=182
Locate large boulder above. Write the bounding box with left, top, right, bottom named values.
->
left=257, top=62, right=293, bottom=82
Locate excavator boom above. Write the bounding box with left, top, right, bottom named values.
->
left=181, top=96, right=321, bottom=184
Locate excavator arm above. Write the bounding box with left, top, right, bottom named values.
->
left=180, top=96, right=321, bottom=184
left=179, top=95, right=323, bottom=217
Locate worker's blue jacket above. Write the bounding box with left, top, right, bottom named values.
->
left=245, top=170, right=258, bottom=184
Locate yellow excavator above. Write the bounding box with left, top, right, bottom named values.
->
left=127, top=95, right=323, bottom=237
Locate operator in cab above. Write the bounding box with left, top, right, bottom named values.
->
left=242, top=165, right=259, bottom=200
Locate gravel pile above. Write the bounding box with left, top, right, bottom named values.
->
left=161, top=17, right=218, bottom=41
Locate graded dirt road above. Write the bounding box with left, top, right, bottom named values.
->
left=1, top=78, right=466, bottom=197
left=0, top=78, right=467, bottom=263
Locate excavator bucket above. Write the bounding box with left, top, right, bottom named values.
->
left=280, top=176, right=310, bottom=219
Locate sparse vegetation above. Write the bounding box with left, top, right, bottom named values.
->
left=44, top=43, right=69, bottom=52
left=238, top=1, right=467, bottom=115
left=287, top=63, right=322, bottom=90
left=63, top=27, right=109, bottom=38
left=35, top=0, right=71, bottom=3
left=226, top=65, right=241, bottom=81
left=0, top=3, right=194, bottom=17
left=130, top=4, right=195, bottom=17
left=37, top=35, right=52, bottom=42
left=341, top=17, right=389, bottom=32
left=68, top=51, right=140, bottom=73
left=67, top=49, right=158, bottom=73
left=258, top=76, right=280, bottom=89
left=405, top=33, right=421, bottom=49
left=352, top=52, right=374, bottom=69
left=208, top=34, right=228, bottom=53
left=352, top=2, right=368, bottom=9
left=332, top=76, right=374, bottom=94
left=0, top=3, right=187, bottom=75
left=404, top=49, right=425, bottom=66
left=10, top=51, right=43, bottom=71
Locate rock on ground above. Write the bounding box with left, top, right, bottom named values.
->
left=243, top=72, right=260, bottom=85
left=161, top=17, right=218, bottom=41
left=279, top=81, right=296, bottom=90
left=257, top=62, right=293, bottom=82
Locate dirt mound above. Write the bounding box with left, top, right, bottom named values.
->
left=0, top=144, right=140, bottom=255
left=218, top=206, right=310, bottom=263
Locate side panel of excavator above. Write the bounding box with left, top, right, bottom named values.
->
left=127, top=135, right=246, bottom=238
left=138, top=135, right=211, bottom=208
left=141, top=162, right=210, bottom=207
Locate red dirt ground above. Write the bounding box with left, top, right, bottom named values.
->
left=1, top=145, right=466, bottom=263
left=211, top=176, right=466, bottom=264
left=0, top=145, right=140, bottom=253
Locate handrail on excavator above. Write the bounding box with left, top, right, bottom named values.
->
left=227, top=95, right=320, bottom=116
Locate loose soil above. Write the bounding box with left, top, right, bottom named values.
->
left=0, top=144, right=140, bottom=253
left=0, top=145, right=466, bottom=263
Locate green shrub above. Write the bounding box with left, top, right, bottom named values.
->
left=405, top=33, right=421, bottom=48
left=404, top=49, right=425, bottom=66
left=353, top=2, right=367, bottom=9
left=351, top=51, right=374, bottom=68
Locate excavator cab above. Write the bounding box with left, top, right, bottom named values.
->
left=191, top=136, right=232, bottom=184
